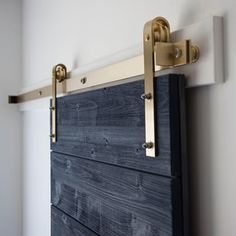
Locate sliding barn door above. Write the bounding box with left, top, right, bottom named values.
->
left=51, top=74, right=188, bottom=236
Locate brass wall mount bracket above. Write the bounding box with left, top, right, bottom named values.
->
left=143, top=17, right=200, bottom=157
left=50, top=64, right=67, bottom=143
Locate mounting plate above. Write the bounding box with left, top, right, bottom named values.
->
left=170, top=16, right=224, bottom=87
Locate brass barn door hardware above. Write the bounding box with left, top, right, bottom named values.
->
left=8, top=16, right=224, bottom=107
left=50, top=64, right=67, bottom=143
left=7, top=16, right=207, bottom=157
left=142, top=17, right=199, bottom=157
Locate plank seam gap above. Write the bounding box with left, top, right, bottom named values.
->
left=52, top=205, right=100, bottom=236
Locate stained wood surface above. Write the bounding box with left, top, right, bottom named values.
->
left=51, top=75, right=185, bottom=177
left=51, top=152, right=182, bottom=236
left=51, top=74, right=187, bottom=236
left=52, top=206, right=98, bottom=236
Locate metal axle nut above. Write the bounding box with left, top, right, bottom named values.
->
left=141, top=93, right=152, bottom=100
left=142, top=142, right=154, bottom=149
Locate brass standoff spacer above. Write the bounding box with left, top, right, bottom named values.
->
left=80, top=77, right=87, bottom=84
left=191, top=45, right=200, bottom=63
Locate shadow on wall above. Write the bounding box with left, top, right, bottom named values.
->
left=186, top=86, right=214, bottom=236
left=178, top=4, right=229, bottom=236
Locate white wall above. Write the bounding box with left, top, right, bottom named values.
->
left=21, top=0, right=236, bottom=236
left=22, top=108, right=50, bottom=236
left=0, top=1, right=22, bottom=236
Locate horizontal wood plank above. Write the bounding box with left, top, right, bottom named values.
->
left=51, top=152, right=183, bottom=236
left=51, top=206, right=98, bottom=236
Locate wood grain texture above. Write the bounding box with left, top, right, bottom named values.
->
left=51, top=74, right=188, bottom=235
left=51, top=74, right=185, bottom=177
left=51, top=152, right=183, bottom=236
left=51, top=206, right=98, bottom=236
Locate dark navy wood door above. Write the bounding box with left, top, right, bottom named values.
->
left=51, top=74, right=188, bottom=236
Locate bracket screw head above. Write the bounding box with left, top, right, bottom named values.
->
left=175, top=48, right=182, bottom=59
left=142, top=142, right=153, bottom=149
left=80, top=77, right=87, bottom=84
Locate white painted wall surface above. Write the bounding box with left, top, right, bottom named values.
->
left=22, top=108, right=50, bottom=236
left=21, top=0, right=236, bottom=236
left=0, top=1, right=22, bottom=236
